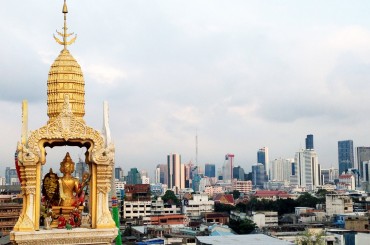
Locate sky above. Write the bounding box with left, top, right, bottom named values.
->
left=2, top=0, right=370, bottom=177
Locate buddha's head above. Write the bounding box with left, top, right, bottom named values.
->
left=60, top=152, right=75, bottom=175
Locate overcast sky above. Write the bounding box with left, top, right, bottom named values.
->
left=2, top=0, right=370, bottom=177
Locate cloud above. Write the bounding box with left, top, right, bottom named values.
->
left=4, top=1, right=370, bottom=176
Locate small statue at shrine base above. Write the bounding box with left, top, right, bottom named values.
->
left=80, top=213, right=91, bottom=228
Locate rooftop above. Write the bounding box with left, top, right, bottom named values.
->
left=196, top=234, right=291, bottom=245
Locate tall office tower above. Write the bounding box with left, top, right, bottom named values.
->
left=204, top=164, right=216, bottom=178
left=270, top=158, right=294, bottom=182
left=155, top=164, right=168, bottom=185
left=167, top=153, right=184, bottom=189
left=5, top=167, right=18, bottom=186
left=295, top=148, right=320, bottom=190
left=222, top=153, right=234, bottom=182
left=184, top=162, right=195, bottom=188
left=74, top=159, right=89, bottom=181
left=338, top=140, right=354, bottom=174
left=290, top=162, right=298, bottom=186
left=155, top=167, right=160, bottom=184
left=356, top=147, right=370, bottom=180
left=115, top=167, right=124, bottom=180
left=305, top=134, right=314, bottom=150
left=233, top=166, right=245, bottom=181
left=252, top=163, right=268, bottom=188
left=257, top=147, right=269, bottom=179
left=126, top=168, right=141, bottom=184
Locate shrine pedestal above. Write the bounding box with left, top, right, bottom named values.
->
left=50, top=206, right=84, bottom=228
left=10, top=227, right=118, bottom=245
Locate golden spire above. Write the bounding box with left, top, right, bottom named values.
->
left=47, top=0, right=85, bottom=122
left=53, top=0, right=77, bottom=50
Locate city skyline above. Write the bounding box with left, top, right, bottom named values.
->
left=3, top=1, right=370, bottom=176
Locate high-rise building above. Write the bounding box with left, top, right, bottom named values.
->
left=5, top=167, right=18, bottom=186
left=155, top=164, right=168, bottom=185
left=115, top=167, right=124, bottom=180
left=356, top=147, right=370, bottom=180
left=233, top=166, right=245, bottom=181
left=252, top=163, right=268, bottom=188
left=338, top=140, right=354, bottom=174
left=257, top=147, right=269, bottom=179
left=270, top=158, right=294, bottom=182
left=167, top=153, right=184, bottom=189
left=126, top=168, right=141, bottom=184
left=294, top=148, right=320, bottom=190
left=222, top=154, right=234, bottom=182
left=74, top=159, right=89, bottom=181
left=204, top=164, right=216, bottom=178
left=184, top=162, right=195, bottom=188
left=305, top=134, right=314, bottom=150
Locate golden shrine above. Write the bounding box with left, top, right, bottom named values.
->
left=10, top=1, right=118, bottom=244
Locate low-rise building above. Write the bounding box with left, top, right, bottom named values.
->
left=248, top=211, right=278, bottom=228
left=233, top=180, right=252, bottom=193
left=123, top=200, right=151, bottom=219
left=230, top=210, right=278, bottom=228
left=345, top=215, right=370, bottom=232
left=146, top=214, right=187, bottom=226
left=182, top=194, right=214, bottom=221
left=204, top=212, right=229, bottom=225
left=151, top=196, right=181, bottom=215
left=123, top=184, right=151, bottom=220
left=338, top=174, right=356, bottom=190
left=326, top=194, right=353, bottom=217
left=253, top=190, right=290, bottom=201
left=213, top=193, right=234, bottom=206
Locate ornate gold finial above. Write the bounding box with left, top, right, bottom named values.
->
left=53, top=0, right=77, bottom=50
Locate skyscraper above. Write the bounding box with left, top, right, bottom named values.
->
left=270, top=158, right=294, bottom=182
left=155, top=164, right=168, bottom=185
left=167, top=153, right=184, bottom=189
left=126, top=168, right=141, bottom=184
left=115, top=167, right=124, bottom=180
left=356, top=147, right=370, bottom=180
left=257, top=147, right=269, bottom=179
left=294, top=148, right=320, bottom=190
left=252, top=163, right=267, bottom=188
left=74, top=159, right=89, bottom=181
left=204, top=163, right=216, bottom=178
left=222, top=154, right=234, bottom=182
left=5, top=167, right=18, bottom=186
left=338, top=140, right=354, bottom=174
left=305, top=134, right=314, bottom=150
left=233, top=166, right=245, bottom=181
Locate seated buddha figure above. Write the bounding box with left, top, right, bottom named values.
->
left=58, top=152, right=84, bottom=207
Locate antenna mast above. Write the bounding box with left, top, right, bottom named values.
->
left=195, top=129, right=198, bottom=168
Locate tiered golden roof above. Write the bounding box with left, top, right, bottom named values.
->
left=47, top=0, right=85, bottom=122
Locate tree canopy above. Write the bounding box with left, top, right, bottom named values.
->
left=162, top=190, right=180, bottom=205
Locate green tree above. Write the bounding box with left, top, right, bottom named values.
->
left=214, top=202, right=236, bottom=213
left=229, top=219, right=257, bottom=234
left=232, top=190, right=241, bottom=199
left=296, top=192, right=320, bottom=208
left=162, top=190, right=180, bottom=205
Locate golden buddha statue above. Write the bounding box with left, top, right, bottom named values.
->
left=58, top=152, right=81, bottom=206
left=43, top=152, right=90, bottom=228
